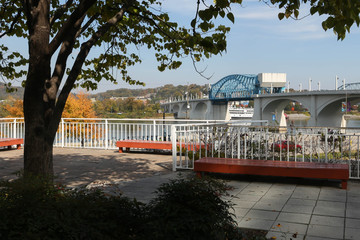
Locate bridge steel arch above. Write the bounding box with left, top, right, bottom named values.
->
left=253, top=90, right=360, bottom=127
left=209, top=74, right=260, bottom=101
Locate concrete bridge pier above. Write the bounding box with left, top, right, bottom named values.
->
left=253, top=97, right=288, bottom=127
left=162, top=99, right=231, bottom=121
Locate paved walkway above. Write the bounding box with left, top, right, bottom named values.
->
left=1, top=148, right=360, bottom=240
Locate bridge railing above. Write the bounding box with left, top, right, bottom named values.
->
left=0, top=118, right=225, bottom=149
left=171, top=122, right=360, bottom=179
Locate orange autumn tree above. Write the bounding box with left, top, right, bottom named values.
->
left=62, top=92, right=96, bottom=119
left=2, top=97, right=24, bottom=118
left=61, top=92, right=99, bottom=147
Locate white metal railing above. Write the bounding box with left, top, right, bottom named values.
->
left=0, top=118, right=25, bottom=139
left=171, top=122, right=360, bottom=179
left=0, top=118, right=226, bottom=149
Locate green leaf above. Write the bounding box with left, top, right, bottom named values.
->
left=227, top=12, right=235, bottom=23
left=278, top=12, right=285, bottom=20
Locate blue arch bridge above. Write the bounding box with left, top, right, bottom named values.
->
left=161, top=73, right=360, bottom=128
left=209, top=73, right=285, bottom=102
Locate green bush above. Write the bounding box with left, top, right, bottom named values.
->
left=144, top=176, right=239, bottom=240
left=0, top=176, right=145, bottom=240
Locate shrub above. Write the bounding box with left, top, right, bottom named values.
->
left=0, top=176, right=145, bottom=240
left=0, top=175, right=263, bottom=240
left=143, top=176, right=239, bottom=240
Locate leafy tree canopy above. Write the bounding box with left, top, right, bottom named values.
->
left=271, top=0, right=360, bottom=40
left=0, top=0, right=359, bottom=177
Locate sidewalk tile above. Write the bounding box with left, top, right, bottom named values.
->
left=346, top=208, right=360, bottom=219
left=266, top=231, right=304, bottom=240
left=345, top=227, right=360, bottom=240
left=307, top=224, right=344, bottom=239
left=277, top=212, right=311, bottom=224
left=287, top=198, right=316, bottom=206
left=238, top=218, right=274, bottom=230
left=253, top=200, right=285, bottom=211
left=231, top=207, right=250, bottom=219
left=313, top=205, right=345, bottom=217
left=305, top=236, right=342, bottom=240
left=310, top=215, right=344, bottom=227
left=316, top=200, right=346, bottom=208
left=270, top=183, right=297, bottom=191
left=292, top=187, right=320, bottom=200
left=270, top=221, right=308, bottom=235
left=260, top=196, right=289, bottom=204
left=234, top=194, right=262, bottom=202
left=318, top=190, right=346, bottom=202
left=244, top=209, right=279, bottom=220
left=282, top=204, right=314, bottom=214
left=240, top=187, right=269, bottom=196
left=346, top=218, right=360, bottom=229
left=231, top=199, right=256, bottom=209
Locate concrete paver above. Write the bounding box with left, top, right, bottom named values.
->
left=305, top=236, right=342, bottom=240
left=244, top=209, right=279, bottom=221
left=1, top=148, right=360, bottom=239
left=253, top=199, right=285, bottom=211
left=345, top=227, right=360, bottom=240
left=307, top=224, right=344, bottom=239
left=271, top=221, right=308, bottom=235
left=277, top=212, right=311, bottom=224
left=238, top=218, right=274, bottom=230
left=310, top=215, right=344, bottom=227
left=282, top=203, right=315, bottom=214
left=345, top=218, right=360, bottom=229
left=266, top=231, right=305, bottom=240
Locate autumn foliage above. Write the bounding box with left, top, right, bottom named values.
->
left=2, top=97, right=24, bottom=118
left=62, top=92, right=97, bottom=119
left=1, top=92, right=96, bottom=119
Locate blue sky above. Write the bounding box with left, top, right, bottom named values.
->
left=115, top=0, right=360, bottom=93
left=2, top=0, right=360, bottom=93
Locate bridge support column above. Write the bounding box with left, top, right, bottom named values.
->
left=252, top=98, right=263, bottom=125
left=206, top=103, right=230, bottom=120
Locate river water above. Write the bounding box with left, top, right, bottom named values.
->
left=290, top=116, right=360, bottom=128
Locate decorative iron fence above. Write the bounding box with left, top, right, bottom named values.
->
left=171, top=122, right=360, bottom=179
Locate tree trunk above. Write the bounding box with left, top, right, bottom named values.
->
left=23, top=0, right=54, bottom=178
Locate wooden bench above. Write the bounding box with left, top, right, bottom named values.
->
left=116, top=140, right=207, bottom=153
left=116, top=140, right=172, bottom=153
left=194, top=157, right=349, bottom=189
left=0, top=138, right=23, bottom=150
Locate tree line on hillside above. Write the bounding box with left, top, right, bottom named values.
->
left=0, top=92, right=162, bottom=119
left=0, top=83, right=23, bottom=100
left=92, top=84, right=209, bottom=103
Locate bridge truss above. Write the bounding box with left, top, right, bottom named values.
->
left=209, top=74, right=282, bottom=102
left=338, top=82, right=360, bottom=90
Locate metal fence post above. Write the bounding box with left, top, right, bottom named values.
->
left=153, top=120, right=156, bottom=141
left=61, top=118, right=64, bottom=148
left=105, top=119, right=109, bottom=149
left=171, top=125, right=177, bottom=171
left=13, top=118, right=17, bottom=138
left=325, top=130, right=328, bottom=162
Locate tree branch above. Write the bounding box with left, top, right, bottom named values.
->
left=49, top=0, right=96, bottom=55
left=0, top=9, right=22, bottom=38
left=49, top=0, right=74, bottom=27
left=49, top=7, right=127, bottom=136
left=76, top=13, right=100, bottom=38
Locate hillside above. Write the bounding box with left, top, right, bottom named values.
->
left=91, top=84, right=209, bottom=102
left=0, top=83, right=24, bottom=100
